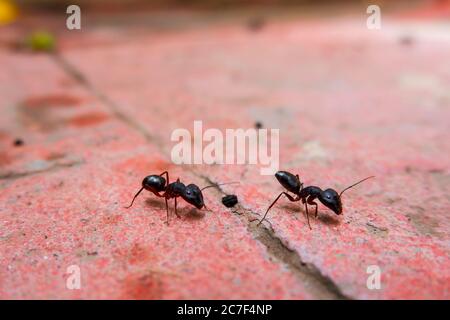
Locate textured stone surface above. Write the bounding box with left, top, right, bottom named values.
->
left=0, top=4, right=449, bottom=299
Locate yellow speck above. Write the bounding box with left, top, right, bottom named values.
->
left=25, top=31, right=56, bottom=52
left=0, top=0, right=18, bottom=25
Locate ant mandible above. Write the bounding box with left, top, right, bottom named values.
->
left=125, top=171, right=234, bottom=224
left=258, top=171, right=374, bottom=229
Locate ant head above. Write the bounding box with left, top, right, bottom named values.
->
left=320, top=176, right=375, bottom=215
left=319, top=189, right=342, bottom=215
left=142, top=175, right=166, bottom=192
left=181, top=184, right=204, bottom=209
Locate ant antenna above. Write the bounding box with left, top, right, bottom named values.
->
left=124, top=187, right=144, bottom=208
left=201, top=182, right=239, bottom=191
left=339, top=176, right=375, bottom=198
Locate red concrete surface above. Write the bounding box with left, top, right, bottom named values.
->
left=1, top=5, right=449, bottom=299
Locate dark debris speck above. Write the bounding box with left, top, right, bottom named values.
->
left=13, top=138, right=24, bottom=147
left=222, top=194, right=238, bottom=208
left=398, top=35, right=414, bottom=46
left=255, top=121, right=263, bottom=129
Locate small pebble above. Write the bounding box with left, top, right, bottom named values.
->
left=222, top=195, right=238, bottom=208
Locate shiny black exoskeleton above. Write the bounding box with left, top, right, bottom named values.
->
left=258, top=171, right=374, bottom=229
left=125, top=171, right=206, bottom=224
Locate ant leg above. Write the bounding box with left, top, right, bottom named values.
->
left=307, top=198, right=318, bottom=218
left=165, top=198, right=170, bottom=225
left=124, top=187, right=144, bottom=208
left=174, top=197, right=181, bottom=218
left=159, top=171, right=169, bottom=185
left=258, top=192, right=299, bottom=225
left=304, top=203, right=312, bottom=230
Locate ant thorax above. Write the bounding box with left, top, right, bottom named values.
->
left=166, top=182, right=186, bottom=197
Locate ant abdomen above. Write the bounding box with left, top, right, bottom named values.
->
left=142, top=175, right=166, bottom=192
left=275, top=171, right=301, bottom=194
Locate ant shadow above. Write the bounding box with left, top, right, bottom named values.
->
left=280, top=204, right=340, bottom=226
left=316, top=213, right=340, bottom=226
left=184, top=208, right=205, bottom=220
left=145, top=198, right=166, bottom=210
left=144, top=198, right=205, bottom=220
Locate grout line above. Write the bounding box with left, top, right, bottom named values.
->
left=198, top=175, right=351, bottom=300
left=52, top=53, right=165, bottom=150
left=0, top=160, right=84, bottom=181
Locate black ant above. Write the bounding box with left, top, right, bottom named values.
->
left=125, top=171, right=235, bottom=224
left=258, top=171, right=374, bottom=229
